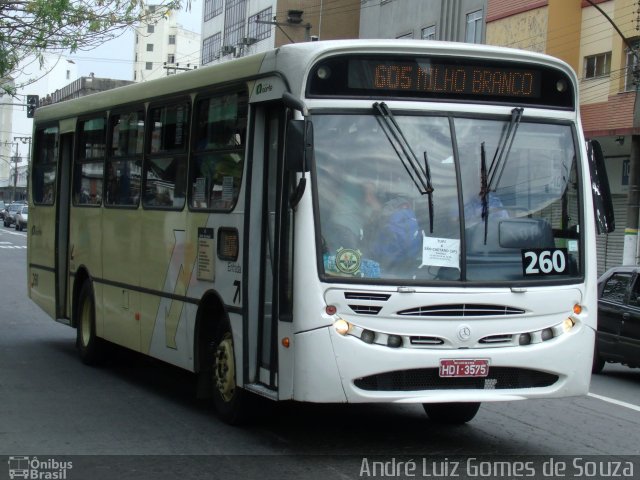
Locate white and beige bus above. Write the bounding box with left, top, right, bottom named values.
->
left=27, top=40, right=613, bottom=424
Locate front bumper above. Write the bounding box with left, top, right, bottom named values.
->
left=292, top=323, right=593, bottom=403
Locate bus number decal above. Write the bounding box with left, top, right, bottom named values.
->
left=522, top=248, right=567, bottom=276
left=233, top=280, right=241, bottom=304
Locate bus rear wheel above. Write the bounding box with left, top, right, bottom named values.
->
left=76, top=281, right=104, bottom=365
left=211, top=322, right=249, bottom=424
left=423, top=402, right=481, bottom=424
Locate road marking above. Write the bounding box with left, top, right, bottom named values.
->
left=0, top=245, right=26, bottom=249
left=588, top=392, right=640, bottom=412
left=0, top=229, right=26, bottom=236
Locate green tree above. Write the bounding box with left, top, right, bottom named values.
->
left=0, top=0, right=190, bottom=93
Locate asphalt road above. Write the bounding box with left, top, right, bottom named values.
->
left=0, top=226, right=638, bottom=479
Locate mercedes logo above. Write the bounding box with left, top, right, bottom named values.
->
left=457, top=324, right=472, bottom=341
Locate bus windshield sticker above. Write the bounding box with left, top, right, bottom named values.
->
left=421, top=236, right=460, bottom=270
left=197, top=228, right=215, bottom=282
left=335, top=247, right=362, bottom=275
left=324, top=250, right=381, bottom=278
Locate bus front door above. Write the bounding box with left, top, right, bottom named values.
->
left=246, top=103, right=292, bottom=393
left=56, top=132, right=72, bottom=319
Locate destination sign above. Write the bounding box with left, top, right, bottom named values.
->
left=307, top=55, right=574, bottom=109
left=353, top=61, right=541, bottom=98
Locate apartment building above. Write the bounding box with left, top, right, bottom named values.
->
left=359, top=0, right=487, bottom=42
left=134, top=6, right=201, bottom=81
left=200, top=0, right=360, bottom=66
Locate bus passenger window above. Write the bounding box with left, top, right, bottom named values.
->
left=143, top=100, right=190, bottom=210
left=73, top=117, right=105, bottom=206
left=106, top=110, right=144, bottom=207
left=33, top=126, right=58, bottom=205
left=190, top=90, right=247, bottom=211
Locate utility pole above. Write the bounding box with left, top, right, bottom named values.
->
left=11, top=141, right=19, bottom=202
left=14, top=136, right=32, bottom=201
left=162, top=63, right=197, bottom=75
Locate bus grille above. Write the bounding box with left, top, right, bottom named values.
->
left=354, top=367, right=558, bottom=391
left=349, top=305, right=383, bottom=315
left=397, top=304, right=526, bottom=317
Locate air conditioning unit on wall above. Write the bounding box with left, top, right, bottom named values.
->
left=220, top=45, right=235, bottom=55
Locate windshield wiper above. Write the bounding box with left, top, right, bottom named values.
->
left=478, top=107, right=523, bottom=244
left=480, top=142, right=489, bottom=244
left=488, top=107, right=523, bottom=191
left=373, top=101, right=435, bottom=233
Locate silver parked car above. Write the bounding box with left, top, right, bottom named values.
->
left=14, top=205, right=28, bottom=231
left=3, top=203, right=22, bottom=227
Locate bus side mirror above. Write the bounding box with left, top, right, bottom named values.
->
left=285, top=119, right=312, bottom=172
left=587, top=139, right=615, bottom=234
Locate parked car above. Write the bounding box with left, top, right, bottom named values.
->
left=3, top=203, right=22, bottom=227
left=14, top=205, right=28, bottom=231
left=594, top=266, right=640, bottom=373
left=0, top=201, right=5, bottom=219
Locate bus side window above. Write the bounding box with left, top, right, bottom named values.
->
left=143, top=100, right=190, bottom=210
left=74, top=117, right=106, bottom=206
left=106, top=110, right=144, bottom=207
left=33, top=127, right=59, bottom=205
left=190, top=90, right=248, bottom=211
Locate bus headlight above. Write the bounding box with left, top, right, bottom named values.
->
left=387, top=335, right=403, bottom=348
left=562, top=317, right=575, bottom=333
left=541, top=328, right=554, bottom=341
left=518, top=333, right=532, bottom=346
left=360, top=329, right=376, bottom=344
left=333, top=318, right=351, bottom=335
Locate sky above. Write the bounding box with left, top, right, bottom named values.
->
left=67, top=0, right=203, bottom=81
left=8, top=0, right=203, bottom=155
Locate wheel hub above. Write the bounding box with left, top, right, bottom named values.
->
left=80, top=298, right=92, bottom=348
left=213, top=333, right=236, bottom=402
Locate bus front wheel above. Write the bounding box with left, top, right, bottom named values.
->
left=423, top=402, right=481, bottom=424
left=592, top=343, right=605, bottom=374
left=211, top=322, right=249, bottom=424
left=76, top=281, right=104, bottom=365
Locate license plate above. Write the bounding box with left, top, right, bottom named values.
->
left=439, top=359, right=489, bottom=378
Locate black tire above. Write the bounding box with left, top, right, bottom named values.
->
left=423, top=402, right=481, bottom=424
left=210, top=321, right=251, bottom=424
left=592, top=342, right=605, bottom=374
left=75, top=281, right=105, bottom=365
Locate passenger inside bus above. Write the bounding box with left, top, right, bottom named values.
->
left=325, top=181, right=381, bottom=254
left=323, top=178, right=422, bottom=277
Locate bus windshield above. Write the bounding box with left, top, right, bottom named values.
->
left=314, top=112, right=581, bottom=283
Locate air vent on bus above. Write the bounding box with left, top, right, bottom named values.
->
left=397, top=304, right=526, bottom=317
left=349, top=305, right=383, bottom=315
left=479, top=334, right=514, bottom=345
left=410, top=336, right=445, bottom=346
left=344, top=292, right=391, bottom=301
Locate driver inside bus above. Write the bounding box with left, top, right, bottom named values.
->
left=325, top=181, right=381, bottom=254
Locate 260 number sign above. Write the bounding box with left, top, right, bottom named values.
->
left=522, top=248, right=568, bottom=276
